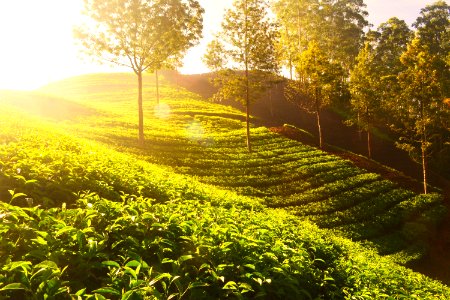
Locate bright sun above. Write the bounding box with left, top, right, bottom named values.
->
left=0, top=1, right=89, bottom=90
left=0, top=0, right=231, bottom=91
left=0, top=0, right=422, bottom=91
left=0, top=0, right=238, bottom=91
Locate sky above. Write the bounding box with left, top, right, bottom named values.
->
left=0, top=0, right=437, bottom=90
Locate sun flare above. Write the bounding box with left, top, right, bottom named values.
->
left=0, top=0, right=429, bottom=91
left=0, top=0, right=236, bottom=91
left=0, top=1, right=84, bottom=90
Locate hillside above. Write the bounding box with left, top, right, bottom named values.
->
left=38, top=73, right=445, bottom=259
left=0, top=73, right=448, bottom=298
left=162, top=71, right=450, bottom=184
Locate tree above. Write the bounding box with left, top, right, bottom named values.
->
left=395, top=38, right=448, bottom=194
left=272, top=0, right=368, bottom=75
left=366, top=18, right=412, bottom=128
left=373, top=18, right=413, bottom=76
left=314, top=0, right=369, bottom=71
left=286, top=41, right=344, bottom=149
left=414, top=1, right=450, bottom=57
left=347, top=19, right=412, bottom=159
left=413, top=1, right=450, bottom=95
left=348, top=43, right=379, bottom=158
left=75, top=0, right=203, bottom=145
left=272, top=0, right=311, bottom=79
left=204, top=0, right=279, bottom=152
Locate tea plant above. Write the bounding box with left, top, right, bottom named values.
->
left=1, top=194, right=449, bottom=299
left=2, top=74, right=446, bottom=261
left=0, top=73, right=448, bottom=298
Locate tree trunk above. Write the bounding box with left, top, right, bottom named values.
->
left=137, top=71, right=144, bottom=146
left=289, top=59, right=293, bottom=80
left=315, top=89, right=323, bottom=149
left=244, top=0, right=251, bottom=153
left=422, top=142, right=428, bottom=194
left=246, top=99, right=251, bottom=152
left=357, top=111, right=362, bottom=141
left=156, top=69, right=160, bottom=104
left=268, top=87, right=274, bottom=117
left=366, top=108, right=372, bottom=158
left=245, top=68, right=251, bottom=152
left=420, top=97, right=427, bottom=194
left=316, top=110, right=323, bottom=149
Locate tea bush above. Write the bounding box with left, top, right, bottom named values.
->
left=0, top=73, right=448, bottom=298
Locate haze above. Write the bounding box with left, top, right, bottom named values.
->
left=0, top=0, right=435, bottom=90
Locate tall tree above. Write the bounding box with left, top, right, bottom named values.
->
left=395, top=38, right=448, bottom=194
left=414, top=1, right=450, bottom=57
left=348, top=42, right=385, bottom=158
left=314, top=0, right=369, bottom=71
left=413, top=1, right=450, bottom=96
left=374, top=18, right=413, bottom=76
left=273, top=0, right=368, bottom=76
left=75, top=0, right=203, bottom=145
left=204, top=0, right=279, bottom=152
left=348, top=19, right=411, bottom=159
left=370, top=18, right=413, bottom=123
left=272, top=0, right=311, bottom=79
left=286, top=41, right=344, bottom=149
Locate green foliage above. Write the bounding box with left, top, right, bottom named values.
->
left=371, top=17, right=412, bottom=77
left=1, top=195, right=449, bottom=299
left=393, top=38, right=449, bottom=192
left=0, top=111, right=262, bottom=210
left=413, top=1, right=450, bottom=59
left=359, top=17, right=412, bottom=142
left=348, top=42, right=380, bottom=157
left=349, top=43, right=379, bottom=126
left=2, top=73, right=446, bottom=260
left=75, top=0, right=204, bottom=75
left=294, top=41, right=345, bottom=111
left=0, top=73, right=448, bottom=298
left=286, top=41, right=345, bottom=148
left=272, top=0, right=369, bottom=72
left=75, top=0, right=204, bottom=144
left=204, top=0, right=279, bottom=151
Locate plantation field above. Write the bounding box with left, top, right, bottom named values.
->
left=0, top=73, right=448, bottom=298
left=39, top=73, right=445, bottom=261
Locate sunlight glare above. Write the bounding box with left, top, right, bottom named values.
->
left=154, top=103, right=171, bottom=119
left=0, top=0, right=426, bottom=90
left=180, top=0, right=233, bottom=74
left=0, top=0, right=115, bottom=90
left=186, top=121, right=205, bottom=142
left=185, top=120, right=214, bottom=146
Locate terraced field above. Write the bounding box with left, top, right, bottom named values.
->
left=37, top=73, right=446, bottom=262
left=0, top=73, right=448, bottom=298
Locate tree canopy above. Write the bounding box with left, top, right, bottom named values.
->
left=204, top=0, right=278, bottom=152
left=76, top=0, right=204, bottom=144
left=273, top=0, right=368, bottom=74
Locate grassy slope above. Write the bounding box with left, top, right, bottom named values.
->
left=39, top=73, right=445, bottom=261
left=0, top=73, right=447, bottom=298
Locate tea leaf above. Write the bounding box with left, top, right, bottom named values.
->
left=0, top=283, right=26, bottom=291
left=92, top=287, right=121, bottom=296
